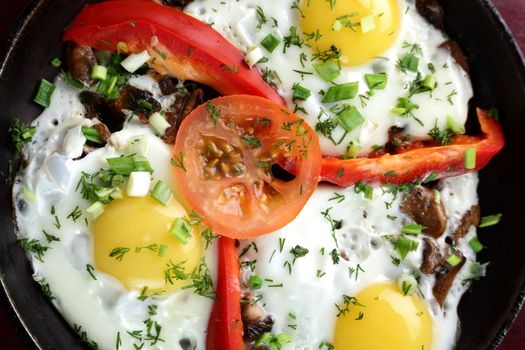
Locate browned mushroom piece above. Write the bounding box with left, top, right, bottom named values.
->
left=112, top=85, right=162, bottom=123
left=440, top=40, right=470, bottom=73
left=401, top=186, right=448, bottom=238
left=433, top=255, right=466, bottom=306
left=162, top=88, right=206, bottom=144
left=420, top=238, right=444, bottom=274
left=158, top=75, right=180, bottom=95
left=385, top=126, right=412, bottom=153
left=416, top=0, right=445, bottom=31
left=241, top=302, right=274, bottom=342
left=65, top=42, right=97, bottom=86
left=453, top=205, right=481, bottom=243
left=79, top=91, right=125, bottom=132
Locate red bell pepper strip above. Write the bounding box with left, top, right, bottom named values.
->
left=206, top=237, right=244, bottom=350
left=62, top=0, right=284, bottom=105
left=321, top=108, right=504, bottom=186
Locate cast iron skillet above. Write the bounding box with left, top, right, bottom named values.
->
left=0, top=0, right=524, bottom=349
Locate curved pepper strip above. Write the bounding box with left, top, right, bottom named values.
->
left=206, top=237, right=244, bottom=350
left=321, top=109, right=504, bottom=186
left=62, top=0, right=284, bottom=104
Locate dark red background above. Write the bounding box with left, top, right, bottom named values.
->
left=1, top=0, right=524, bottom=349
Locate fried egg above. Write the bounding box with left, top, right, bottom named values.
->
left=237, top=173, right=481, bottom=350
left=13, top=75, right=217, bottom=349
left=185, top=0, right=472, bottom=156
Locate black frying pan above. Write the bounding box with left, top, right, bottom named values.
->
left=1, top=0, right=525, bottom=349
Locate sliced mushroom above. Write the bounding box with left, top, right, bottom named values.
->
left=112, top=85, right=162, bottom=123
left=416, top=0, right=445, bottom=31
left=158, top=75, right=180, bottom=95
left=385, top=126, right=411, bottom=153
left=79, top=91, right=125, bottom=132
left=242, top=302, right=274, bottom=342
left=440, top=39, right=470, bottom=73
left=433, top=255, right=466, bottom=306
left=420, top=238, right=444, bottom=274
left=453, top=205, right=481, bottom=243
left=162, top=88, right=205, bottom=144
left=66, top=42, right=97, bottom=86
left=401, top=186, right=448, bottom=238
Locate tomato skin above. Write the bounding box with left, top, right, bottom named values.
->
left=62, top=0, right=284, bottom=104
left=321, top=109, right=504, bottom=186
left=174, top=95, right=321, bottom=239
left=206, top=237, right=244, bottom=350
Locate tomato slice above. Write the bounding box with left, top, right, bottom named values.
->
left=173, top=95, right=321, bottom=238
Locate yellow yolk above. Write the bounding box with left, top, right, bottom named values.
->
left=300, top=0, right=401, bottom=67
left=334, top=283, right=432, bottom=350
left=93, top=196, right=203, bottom=295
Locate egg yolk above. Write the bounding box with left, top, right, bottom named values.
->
left=300, top=0, right=401, bottom=67
left=334, top=283, right=432, bottom=350
left=93, top=196, right=203, bottom=295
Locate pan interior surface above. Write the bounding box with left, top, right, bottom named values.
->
left=0, top=0, right=524, bottom=349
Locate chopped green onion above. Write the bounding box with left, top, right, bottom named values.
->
left=127, top=171, right=151, bottom=197
left=292, top=83, right=311, bottom=101
left=91, top=65, right=108, bottom=81
left=149, top=112, right=171, bottom=136
left=96, top=75, right=118, bottom=97
left=82, top=127, right=103, bottom=144
left=51, top=58, right=62, bottom=68
left=34, top=79, right=55, bottom=107
left=394, top=235, right=419, bottom=260
left=151, top=180, right=172, bottom=206
left=391, top=97, right=418, bottom=116
left=116, top=41, right=129, bottom=53
left=86, top=201, right=105, bottom=221
left=250, top=275, right=263, bottom=289
left=332, top=20, right=343, bottom=31
left=110, top=187, right=124, bottom=200
left=121, top=50, right=151, bottom=73
left=423, top=172, right=439, bottom=183
left=398, top=53, right=419, bottom=72
left=360, top=15, right=376, bottom=33
left=95, top=187, right=113, bottom=201
left=446, top=254, right=462, bottom=267
left=422, top=74, right=436, bottom=90
left=446, top=115, right=465, bottom=134
left=260, top=33, right=281, bottom=53
left=336, top=106, right=364, bottom=132
left=364, top=73, right=387, bottom=90
left=469, top=236, right=484, bottom=253
left=345, top=140, right=360, bottom=159
left=23, top=186, right=36, bottom=201
left=313, top=61, right=341, bottom=82
left=171, top=218, right=192, bottom=244
left=244, top=47, right=265, bottom=68
left=479, top=213, right=502, bottom=228
left=322, top=82, right=359, bottom=103
left=132, top=155, right=153, bottom=173
left=158, top=244, right=169, bottom=257
left=402, top=223, right=426, bottom=235
left=107, top=156, right=136, bottom=175
left=464, top=148, right=476, bottom=169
